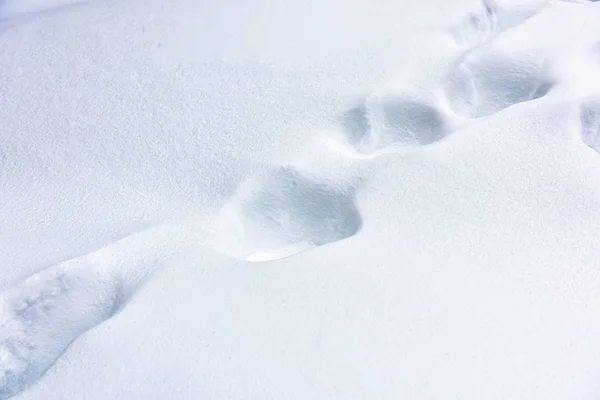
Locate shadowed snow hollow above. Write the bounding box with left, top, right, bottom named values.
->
left=215, top=167, right=362, bottom=262
left=0, top=223, right=184, bottom=400
left=445, top=47, right=553, bottom=118
left=0, top=257, right=121, bottom=400
left=450, top=0, right=550, bottom=47
left=580, top=98, right=600, bottom=152
left=339, top=94, right=451, bottom=153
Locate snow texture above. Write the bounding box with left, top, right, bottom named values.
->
left=2, top=0, right=600, bottom=399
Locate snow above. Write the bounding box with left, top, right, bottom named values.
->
left=2, top=0, right=600, bottom=398
left=216, top=166, right=362, bottom=262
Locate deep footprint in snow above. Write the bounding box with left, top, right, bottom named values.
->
left=579, top=99, right=600, bottom=152
left=0, top=225, right=178, bottom=399
left=216, top=167, right=362, bottom=262
left=445, top=48, right=553, bottom=118
left=339, top=94, right=450, bottom=153
left=0, top=256, right=122, bottom=400
left=450, top=0, right=498, bottom=48
left=450, top=0, right=550, bottom=48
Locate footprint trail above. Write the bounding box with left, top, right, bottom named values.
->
left=4, top=0, right=600, bottom=398
left=214, top=1, right=563, bottom=263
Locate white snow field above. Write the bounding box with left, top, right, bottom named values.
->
left=2, top=0, right=600, bottom=398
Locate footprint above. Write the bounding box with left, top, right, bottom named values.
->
left=339, top=100, right=371, bottom=150
left=338, top=94, right=450, bottom=154
left=579, top=99, right=600, bottom=152
left=215, top=167, right=362, bottom=262
left=0, top=255, right=122, bottom=400
left=0, top=224, right=180, bottom=399
left=450, top=0, right=498, bottom=48
left=445, top=48, right=553, bottom=118
left=450, top=0, right=550, bottom=48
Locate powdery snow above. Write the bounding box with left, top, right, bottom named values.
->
left=2, top=0, right=600, bottom=399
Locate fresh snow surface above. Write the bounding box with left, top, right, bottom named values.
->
left=2, top=0, right=600, bottom=398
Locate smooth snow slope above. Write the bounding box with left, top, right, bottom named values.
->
left=2, top=0, right=600, bottom=398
